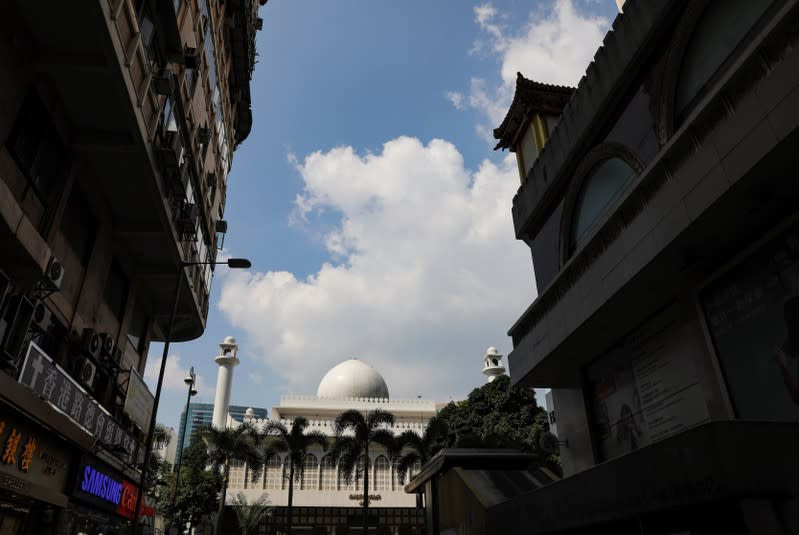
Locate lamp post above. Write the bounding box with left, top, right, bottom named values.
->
left=168, top=367, right=197, bottom=515
left=134, top=258, right=251, bottom=534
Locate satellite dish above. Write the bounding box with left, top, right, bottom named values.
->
left=539, top=432, right=563, bottom=455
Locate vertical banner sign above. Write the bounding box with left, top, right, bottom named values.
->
left=123, top=367, right=154, bottom=432
left=17, top=342, right=136, bottom=463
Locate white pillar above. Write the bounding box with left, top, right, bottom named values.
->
left=212, top=336, right=240, bottom=429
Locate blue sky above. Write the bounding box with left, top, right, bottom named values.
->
left=146, top=0, right=619, bottom=432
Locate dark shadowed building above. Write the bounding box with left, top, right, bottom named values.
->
left=489, top=0, right=799, bottom=533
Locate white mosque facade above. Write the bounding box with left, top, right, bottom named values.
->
left=210, top=338, right=436, bottom=534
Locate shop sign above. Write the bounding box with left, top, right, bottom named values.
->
left=18, top=342, right=137, bottom=464
left=0, top=408, right=69, bottom=491
left=123, top=367, right=154, bottom=432
left=73, top=456, right=153, bottom=520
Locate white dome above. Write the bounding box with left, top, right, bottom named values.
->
left=317, top=359, right=389, bottom=399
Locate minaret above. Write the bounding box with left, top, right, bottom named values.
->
left=212, top=336, right=240, bottom=429
left=482, top=347, right=506, bottom=383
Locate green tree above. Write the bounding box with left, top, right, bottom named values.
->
left=330, top=409, right=396, bottom=535
left=394, top=416, right=449, bottom=485
left=201, top=423, right=263, bottom=535
left=230, top=492, right=272, bottom=535
left=262, top=417, right=327, bottom=535
left=145, top=424, right=173, bottom=499
left=157, top=433, right=222, bottom=532
left=436, top=376, right=559, bottom=474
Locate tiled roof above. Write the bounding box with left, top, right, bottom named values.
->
left=493, top=73, right=575, bottom=150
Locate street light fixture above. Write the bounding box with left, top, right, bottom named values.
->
left=134, top=259, right=251, bottom=533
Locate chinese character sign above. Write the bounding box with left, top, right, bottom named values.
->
left=18, top=343, right=136, bottom=463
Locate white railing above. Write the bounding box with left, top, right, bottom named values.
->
left=242, top=417, right=428, bottom=437
left=279, top=394, right=436, bottom=410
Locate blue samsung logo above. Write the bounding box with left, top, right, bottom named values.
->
left=80, top=465, right=123, bottom=505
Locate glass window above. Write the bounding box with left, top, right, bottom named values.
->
left=265, top=455, right=282, bottom=490
left=228, top=459, right=245, bottom=489
left=373, top=456, right=390, bottom=491
left=301, top=454, right=318, bottom=490
left=675, top=0, right=773, bottom=121
left=355, top=456, right=370, bottom=491
left=569, top=157, right=636, bottom=255
left=321, top=455, right=336, bottom=491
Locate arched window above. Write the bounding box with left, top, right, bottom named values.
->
left=321, top=455, right=337, bottom=491
left=227, top=459, right=245, bottom=489
left=674, top=0, right=773, bottom=123
left=355, top=456, right=371, bottom=491
left=568, top=157, right=637, bottom=255
left=264, top=454, right=282, bottom=490
left=338, top=463, right=355, bottom=491
left=373, top=456, right=390, bottom=491
left=300, top=454, right=318, bottom=490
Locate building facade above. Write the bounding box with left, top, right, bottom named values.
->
left=0, top=0, right=264, bottom=532
left=218, top=358, right=434, bottom=535
left=492, top=0, right=799, bottom=533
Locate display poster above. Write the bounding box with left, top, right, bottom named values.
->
left=701, top=225, right=799, bottom=421
left=124, top=367, right=154, bottom=432
left=18, top=342, right=137, bottom=463
left=587, top=308, right=709, bottom=461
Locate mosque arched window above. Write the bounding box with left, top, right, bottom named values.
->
left=373, top=456, right=390, bottom=491
left=227, top=459, right=245, bottom=489
left=566, top=156, right=637, bottom=257
left=673, top=0, right=774, bottom=126
left=264, top=454, right=282, bottom=490
left=321, top=455, right=337, bottom=491
left=355, top=456, right=371, bottom=491
left=301, top=454, right=318, bottom=490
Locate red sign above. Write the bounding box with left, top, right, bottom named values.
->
left=117, top=480, right=153, bottom=520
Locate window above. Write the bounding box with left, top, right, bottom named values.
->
left=568, top=157, right=637, bottom=255
left=355, top=456, right=370, bottom=491
left=228, top=459, right=245, bottom=489
left=301, top=454, right=318, bottom=490
left=127, top=299, right=149, bottom=353
left=104, top=261, right=129, bottom=322
left=674, top=0, right=774, bottom=123
left=321, top=455, right=336, bottom=491
left=373, top=456, right=390, bottom=491
left=6, top=91, right=68, bottom=229
left=264, top=454, right=282, bottom=490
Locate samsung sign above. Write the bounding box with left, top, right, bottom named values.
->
left=80, top=464, right=123, bottom=506
left=72, top=457, right=153, bottom=520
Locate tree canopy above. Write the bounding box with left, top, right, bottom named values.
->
left=435, top=376, right=559, bottom=473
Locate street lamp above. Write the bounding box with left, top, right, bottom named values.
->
left=165, top=366, right=197, bottom=533
left=134, top=258, right=251, bottom=533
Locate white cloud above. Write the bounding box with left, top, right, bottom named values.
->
left=219, top=137, right=536, bottom=399
left=144, top=352, right=212, bottom=397
left=452, top=0, right=610, bottom=135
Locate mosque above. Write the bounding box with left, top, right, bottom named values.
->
left=206, top=336, right=505, bottom=535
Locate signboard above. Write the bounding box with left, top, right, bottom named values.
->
left=124, top=367, right=154, bottom=432
left=587, top=308, right=709, bottom=460
left=18, top=342, right=137, bottom=464
left=701, top=224, right=799, bottom=421
left=72, top=456, right=153, bottom=520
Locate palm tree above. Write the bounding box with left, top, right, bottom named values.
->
left=230, top=491, right=272, bottom=535
left=201, top=423, right=263, bottom=535
left=330, top=409, right=396, bottom=535
left=395, top=416, right=449, bottom=485
left=262, top=416, right=328, bottom=535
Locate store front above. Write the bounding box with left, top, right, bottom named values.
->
left=65, top=455, right=153, bottom=535
left=0, top=401, right=73, bottom=535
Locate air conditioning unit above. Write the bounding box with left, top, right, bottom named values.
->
left=178, top=202, right=199, bottom=235
left=183, top=47, right=200, bottom=70
left=82, top=328, right=102, bottom=359
left=1, top=294, right=34, bottom=364
left=44, top=256, right=64, bottom=291
left=167, top=165, right=191, bottom=199
left=31, top=301, right=52, bottom=333
left=152, top=70, right=174, bottom=95
left=158, top=130, right=184, bottom=170
left=79, top=358, right=98, bottom=389
left=198, top=126, right=211, bottom=146
left=100, top=333, right=115, bottom=358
